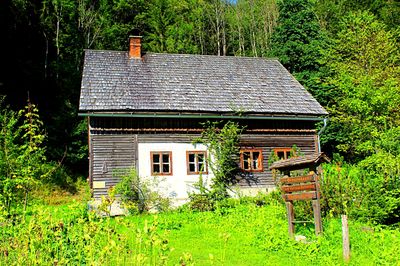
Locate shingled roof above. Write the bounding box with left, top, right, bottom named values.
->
left=79, top=50, right=328, bottom=116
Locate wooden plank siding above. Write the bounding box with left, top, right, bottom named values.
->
left=237, top=133, right=317, bottom=187
left=89, top=129, right=317, bottom=197
left=90, top=135, right=137, bottom=198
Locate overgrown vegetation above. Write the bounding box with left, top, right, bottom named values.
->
left=191, top=121, right=243, bottom=207
left=1, top=1, right=400, bottom=263
left=0, top=98, right=84, bottom=217
left=321, top=157, right=400, bottom=225
left=114, top=168, right=170, bottom=214
left=0, top=98, right=48, bottom=216
left=1, top=195, right=399, bottom=265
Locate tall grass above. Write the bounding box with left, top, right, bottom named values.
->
left=1, top=196, right=399, bottom=265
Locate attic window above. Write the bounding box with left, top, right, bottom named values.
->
left=187, top=151, right=207, bottom=175
left=274, top=148, right=294, bottom=160
left=240, top=149, right=263, bottom=172
left=151, top=151, right=172, bottom=175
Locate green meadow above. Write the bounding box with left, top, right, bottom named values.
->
left=1, top=192, right=399, bottom=266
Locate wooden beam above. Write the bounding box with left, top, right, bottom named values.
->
left=286, top=201, right=295, bottom=238
left=281, top=174, right=316, bottom=185
left=283, top=192, right=318, bottom=201
left=342, top=215, right=350, bottom=262
left=281, top=183, right=316, bottom=193
left=312, top=199, right=323, bottom=235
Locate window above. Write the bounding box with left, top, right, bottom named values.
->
left=274, top=148, right=293, bottom=160
left=240, top=149, right=263, bottom=172
left=187, top=151, right=207, bottom=175
left=150, top=151, right=172, bottom=175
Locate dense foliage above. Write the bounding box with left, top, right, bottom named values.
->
left=193, top=121, right=243, bottom=201
left=114, top=168, right=170, bottom=214
left=0, top=98, right=49, bottom=215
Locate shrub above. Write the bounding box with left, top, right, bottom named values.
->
left=187, top=193, right=215, bottom=212
left=114, top=168, right=170, bottom=214
left=321, top=152, right=400, bottom=224
left=0, top=98, right=48, bottom=216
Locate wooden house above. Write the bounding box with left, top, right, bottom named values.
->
left=78, top=36, right=328, bottom=203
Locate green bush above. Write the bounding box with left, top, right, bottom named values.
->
left=187, top=193, right=215, bottom=212
left=114, top=168, right=170, bottom=214
left=321, top=152, right=400, bottom=224
left=193, top=121, right=243, bottom=200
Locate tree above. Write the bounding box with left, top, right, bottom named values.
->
left=269, top=0, right=329, bottom=106
left=321, top=11, right=400, bottom=160
left=228, top=0, right=278, bottom=57
left=143, top=0, right=202, bottom=54
left=270, top=0, right=326, bottom=73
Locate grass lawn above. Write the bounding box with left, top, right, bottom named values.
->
left=1, top=195, right=399, bottom=265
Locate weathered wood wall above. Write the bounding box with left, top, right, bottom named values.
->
left=238, top=133, right=317, bottom=187
left=90, top=134, right=137, bottom=198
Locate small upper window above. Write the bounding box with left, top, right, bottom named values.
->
left=187, top=151, right=207, bottom=175
left=151, top=151, right=172, bottom=175
left=274, top=148, right=294, bottom=160
left=240, top=149, right=263, bottom=172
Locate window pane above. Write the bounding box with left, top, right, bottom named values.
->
left=162, top=154, right=170, bottom=163
left=153, top=164, right=160, bottom=173
left=188, top=154, right=195, bottom=163
left=153, top=154, right=160, bottom=163
left=243, top=160, right=249, bottom=170
left=252, top=152, right=260, bottom=169
left=198, top=160, right=204, bottom=169
left=162, top=164, right=170, bottom=173
left=197, top=154, right=204, bottom=163
left=277, top=151, right=285, bottom=159
left=189, top=163, right=196, bottom=172
left=285, top=151, right=291, bottom=159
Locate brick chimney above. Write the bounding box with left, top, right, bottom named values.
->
left=129, top=36, right=142, bottom=59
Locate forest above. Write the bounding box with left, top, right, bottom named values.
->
left=1, top=0, right=400, bottom=216
left=0, top=0, right=400, bottom=263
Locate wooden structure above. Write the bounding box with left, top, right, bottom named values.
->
left=270, top=153, right=330, bottom=237
left=78, top=36, right=328, bottom=201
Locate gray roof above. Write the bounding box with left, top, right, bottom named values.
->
left=269, top=153, right=331, bottom=171
left=79, top=50, right=328, bottom=116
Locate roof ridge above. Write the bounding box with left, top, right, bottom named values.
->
left=85, top=49, right=280, bottom=61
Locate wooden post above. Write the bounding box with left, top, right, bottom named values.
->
left=312, top=199, right=322, bottom=235
left=313, top=173, right=323, bottom=236
left=342, top=215, right=350, bottom=262
left=286, top=201, right=295, bottom=238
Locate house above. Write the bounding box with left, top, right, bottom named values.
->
left=78, top=36, right=328, bottom=203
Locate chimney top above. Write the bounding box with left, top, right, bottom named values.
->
left=129, top=36, right=142, bottom=59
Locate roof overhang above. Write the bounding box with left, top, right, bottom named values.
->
left=269, top=153, right=331, bottom=171
left=78, top=111, right=327, bottom=121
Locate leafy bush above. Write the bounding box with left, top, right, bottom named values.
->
left=187, top=193, right=215, bottom=212
left=321, top=152, right=400, bottom=224
left=114, top=168, right=170, bottom=214
left=0, top=98, right=49, bottom=216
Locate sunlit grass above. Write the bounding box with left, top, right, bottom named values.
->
left=1, top=194, right=399, bottom=265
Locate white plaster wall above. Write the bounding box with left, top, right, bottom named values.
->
left=137, top=142, right=213, bottom=202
